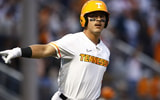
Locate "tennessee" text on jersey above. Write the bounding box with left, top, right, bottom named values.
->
left=79, top=54, right=108, bottom=67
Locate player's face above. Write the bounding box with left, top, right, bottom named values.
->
left=87, top=11, right=106, bottom=35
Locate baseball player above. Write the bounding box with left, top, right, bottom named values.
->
left=0, top=0, right=110, bottom=100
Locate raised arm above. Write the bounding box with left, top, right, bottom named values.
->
left=0, top=44, right=57, bottom=63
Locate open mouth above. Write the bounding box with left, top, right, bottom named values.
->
left=95, top=23, right=102, bottom=27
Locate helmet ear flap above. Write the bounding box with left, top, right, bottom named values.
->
left=80, top=16, right=86, bottom=27
left=80, top=14, right=89, bottom=28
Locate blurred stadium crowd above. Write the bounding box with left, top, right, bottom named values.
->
left=0, top=0, right=160, bottom=100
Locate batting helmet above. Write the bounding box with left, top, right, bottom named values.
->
left=80, top=0, right=110, bottom=28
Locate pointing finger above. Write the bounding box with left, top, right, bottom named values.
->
left=0, top=50, right=9, bottom=56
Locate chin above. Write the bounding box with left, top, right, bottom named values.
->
left=94, top=29, right=102, bottom=33
left=92, top=31, right=101, bottom=35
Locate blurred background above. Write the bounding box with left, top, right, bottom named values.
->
left=0, top=0, right=160, bottom=100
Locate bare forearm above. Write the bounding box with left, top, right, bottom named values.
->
left=0, top=44, right=56, bottom=64
left=29, top=44, right=56, bottom=58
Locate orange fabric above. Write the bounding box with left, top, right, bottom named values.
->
left=149, top=76, right=160, bottom=99
left=137, top=77, right=150, bottom=97
left=101, top=86, right=115, bottom=99
left=39, top=31, right=49, bottom=44
left=154, top=42, right=160, bottom=63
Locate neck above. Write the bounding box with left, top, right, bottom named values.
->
left=83, top=30, right=101, bottom=45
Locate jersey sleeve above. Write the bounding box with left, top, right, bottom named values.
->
left=48, top=34, right=75, bottom=59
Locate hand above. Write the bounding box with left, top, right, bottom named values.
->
left=0, top=47, right=22, bottom=64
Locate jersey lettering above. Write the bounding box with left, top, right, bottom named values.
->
left=79, top=54, right=108, bottom=67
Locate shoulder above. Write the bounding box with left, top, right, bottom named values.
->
left=54, top=32, right=83, bottom=44
left=61, top=32, right=83, bottom=39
